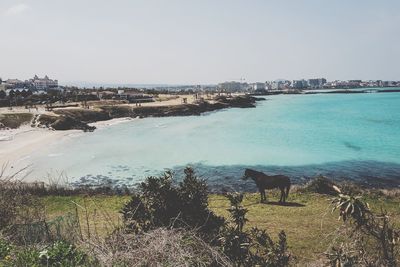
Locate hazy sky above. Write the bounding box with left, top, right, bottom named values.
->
left=0, top=0, right=399, bottom=85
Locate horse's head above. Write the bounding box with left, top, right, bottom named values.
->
left=241, top=168, right=252, bottom=180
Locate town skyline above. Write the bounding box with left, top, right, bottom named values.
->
left=1, top=0, right=400, bottom=84
left=1, top=74, right=400, bottom=93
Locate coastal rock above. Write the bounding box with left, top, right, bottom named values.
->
left=54, top=109, right=111, bottom=123
left=51, top=116, right=96, bottom=132
left=49, top=95, right=263, bottom=131
left=37, top=114, right=95, bottom=132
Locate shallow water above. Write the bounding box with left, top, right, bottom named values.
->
left=28, top=92, right=400, bottom=189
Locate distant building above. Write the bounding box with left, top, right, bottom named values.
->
left=308, top=78, right=326, bottom=89
left=382, top=81, right=397, bottom=87
left=5, top=79, right=26, bottom=89
left=30, top=75, right=58, bottom=90
left=270, top=80, right=290, bottom=90
left=252, top=82, right=265, bottom=91
left=0, top=79, right=6, bottom=92
left=292, top=79, right=308, bottom=89
left=348, top=80, right=362, bottom=88
left=218, top=81, right=245, bottom=92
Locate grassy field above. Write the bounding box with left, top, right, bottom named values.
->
left=40, top=191, right=400, bottom=264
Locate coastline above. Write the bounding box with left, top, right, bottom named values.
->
left=0, top=95, right=261, bottom=180
left=0, top=117, right=135, bottom=180
left=2, top=92, right=399, bottom=189
left=42, top=94, right=263, bottom=131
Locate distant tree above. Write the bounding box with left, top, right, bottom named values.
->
left=0, top=90, right=6, bottom=99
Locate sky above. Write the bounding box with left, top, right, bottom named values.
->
left=0, top=0, right=399, bottom=85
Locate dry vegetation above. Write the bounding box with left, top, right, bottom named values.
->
left=1, top=167, right=399, bottom=266
left=31, top=184, right=400, bottom=265
left=0, top=113, right=33, bottom=128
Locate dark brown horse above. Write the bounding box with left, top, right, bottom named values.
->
left=242, top=168, right=291, bottom=203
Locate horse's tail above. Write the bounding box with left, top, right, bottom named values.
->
left=286, top=181, right=291, bottom=199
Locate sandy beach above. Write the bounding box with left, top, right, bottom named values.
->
left=0, top=126, right=77, bottom=179
left=0, top=95, right=191, bottom=177
left=0, top=117, right=134, bottom=181
left=0, top=93, right=247, bottom=181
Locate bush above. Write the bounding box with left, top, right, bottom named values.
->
left=0, top=238, right=12, bottom=260
left=219, top=193, right=291, bottom=266
left=2, top=241, right=95, bottom=267
left=303, top=175, right=339, bottom=195
left=121, top=167, right=225, bottom=240
left=328, top=189, right=400, bottom=266
left=11, top=247, right=41, bottom=266
left=38, top=240, right=91, bottom=266
left=0, top=167, right=45, bottom=235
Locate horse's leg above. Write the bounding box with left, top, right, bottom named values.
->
left=282, top=187, right=286, bottom=203
left=260, top=189, right=265, bottom=203
left=263, top=190, right=267, bottom=202
left=279, top=187, right=284, bottom=203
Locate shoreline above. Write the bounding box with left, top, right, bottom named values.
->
left=0, top=95, right=262, bottom=180
left=44, top=94, right=263, bottom=131
left=0, top=117, right=135, bottom=179
left=1, top=93, right=399, bottom=189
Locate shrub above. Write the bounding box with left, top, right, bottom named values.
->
left=0, top=166, right=45, bottom=236
left=121, top=167, right=225, bottom=240
left=11, top=247, right=41, bottom=267
left=303, top=175, right=339, bottom=195
left=219, top=193, right=291, bottom=266
left=328, top=188, right=400, bottom=266
left=0, top=238, right=12, bottom=260
left=38, top=240, right=91, bottom=266
left=3, top=241, right=95, bottom=267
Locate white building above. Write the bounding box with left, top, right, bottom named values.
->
left=5, top=79, right=26, bottom=88
left=271, top=80, right=290, bottom=90
left=252, top=82, right=265, bottom=91
left=31, top=75, right=58, bottom=90
left=292, top=80, right=308, bottom=89
left=218, top=81, right=246, bottom=92
left=308, top=78, right=327, bottom=89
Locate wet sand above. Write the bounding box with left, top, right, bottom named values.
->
left=0, top=118, right=133, bottom=181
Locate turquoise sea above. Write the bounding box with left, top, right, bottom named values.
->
left=30, top=92, right=400, bottom=190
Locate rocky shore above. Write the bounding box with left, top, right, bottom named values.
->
left=37, top=95, right=265, bottom=131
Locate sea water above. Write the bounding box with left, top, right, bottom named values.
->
left=27, top=92, right=400, bottom=190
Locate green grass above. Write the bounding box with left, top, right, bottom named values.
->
left=41, top=191, right=400, bottom=264
left=42, top=195, right=130, bottom=237
left=0, top=113, right=33, bottom=128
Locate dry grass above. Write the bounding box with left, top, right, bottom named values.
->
left=212, top=191, right=400, bottom=265
left=86, top=228, right=232, bottom=266
left=39, top=190, right=400, bottom=265
left=43, top=195, right=130, bottom=238
left=0, top=164, right=48, bottom=245
left=3, top=169, right=399, bottom=266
